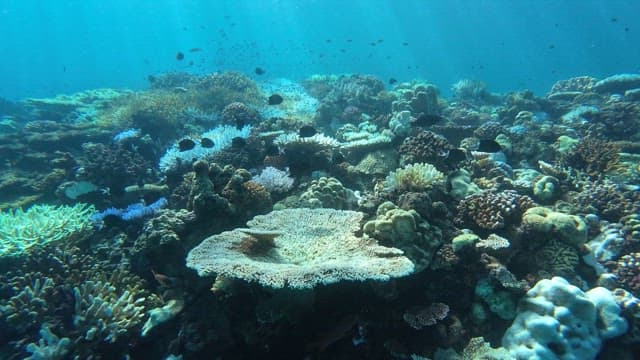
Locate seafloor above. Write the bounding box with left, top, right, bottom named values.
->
left=1, top=72, right=640, bottom=359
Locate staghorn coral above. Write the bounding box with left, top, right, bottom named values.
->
left=186, top=208, right=414, bottom=289
left=72, top=279, right=146, bottom=343
left=399, top=130, right=453, bottom=167
left=455, top=190, right=535, bottom=231
left=561, top=137, right=620, bottom=178
left=0, top=203, right=94, bottom=258
left=0, top=277, right=56, bottom=334
left=383, top=163, right=445, bottom=193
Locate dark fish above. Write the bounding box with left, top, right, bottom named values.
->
left=402, top=42, right=409, bottom=46
left=548, top=44, right=555, bottom=49
left=189, top=47, right=202, bottom=52
left=255, top=67, right=266, bottom=75
left=201, top=137, right=214, bottom=148
left=388, top=78, right=397, bottom=85
left=413, top=113, right=444, bottom=127
left=447, top=148, right=468, bottom=163
left=478, top=139, right=502, bottom=153
left=265, top=144, right=280, bottom=156
left=299, top=125, right=317, bottom=138
left=268, top=94, right=284, bottom=105
left=178, top=138, right=196, bottom=151
left=176, top=52, right=185, bottom=60
left=332, top=151, right=345, bottom=164
left=231, top=137, right=246, bottom=148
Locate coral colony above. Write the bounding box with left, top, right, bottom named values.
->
left=2, top=70, right=640, bottom=359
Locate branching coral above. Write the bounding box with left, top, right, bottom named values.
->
left=455, top=190, right=535, bottom=231
left=383, top=163, right=444, bottom=193
left=186, top=208, right=414, bottom=289
left=571, top=181, right=640, bottom=222
left=561, top=137, right=620, bottom=178
left=0, top=203, right=94, bottom=257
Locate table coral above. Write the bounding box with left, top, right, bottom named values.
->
left=186, top=208, right=414, bottom=289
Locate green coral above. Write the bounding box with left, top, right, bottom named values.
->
left=0, top=203, right=94, bottom=257
left=363, top=202, right=443, bottom=272
left=475, top=278, right=517, bottom=320
left=448, top=169, right=481, bottom=200
left=532, top=175, right=560, bottom=202
left=299, top=177, right=358, bottom=210
left=522, top=207, right=587, bottom=247
left=384, top=162, right=444, bottom=193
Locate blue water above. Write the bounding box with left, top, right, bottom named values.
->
left=1, top=0, right=639, bottom=100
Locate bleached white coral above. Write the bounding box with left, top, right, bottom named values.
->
left=383, top=163, right=444, bottom=193
left=252, top=167, right=295, bottom=194
left=186, top=208, right=414, bottom=289
left=159, top=125, right=251, bottom=172
left=274, top=132, right=340, bottom=148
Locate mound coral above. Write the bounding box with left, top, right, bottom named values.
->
left=398, top=130, right=453, bottom=166
left=298, top=177, right=357, bottom=210
left=0, top=203, right=94, bottom=257
left=220, top=101, right=261, bottom=128
left=383, top=163, right=444, bottom=193
left=186, top=208, right=414, bottom=289
left=455, top=190, right=535, bottom=231
left=522, top=207, right=588, bottom=247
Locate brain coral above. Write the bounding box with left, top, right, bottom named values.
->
left=186, top=208, right=414, bottom=289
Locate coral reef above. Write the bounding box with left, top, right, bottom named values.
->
left=0, top=203, right=94, bottom=257
left=186, top=208, right=414, bottom=289
left=383, top=163, right=445, bottom=193
left=561, top=137, right=620, bottom=178
left=455, top=190, right=535, bottom=231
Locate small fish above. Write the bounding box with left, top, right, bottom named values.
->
left=447, top=148, right=468, bottom=163
left=255, top=67, right=266, bottom=75
left=231, top=137, right=246, bottom=148
left=151, top=269, right=173, bottom=287
left=299, top=125, right=317, bottom=138
left=413, top=113, right=444, bottom=127
left=402, top=42, right=409, bottom=46
left=548, top=44, right=555, bottom=49
left=178, top=138, right=196, bottom=152
left=332, top=151, right=345, bottom=164
left=477, top=139, right=502, bottom=153
left=201, top=137, right=214, bottom=148
left=268, top=94, right=284, bottom=105
left=176, top=51, right=185, bottom=60
left=189, top=47, right=202, bottom=52
left=388, top=78, right=397, bottom=85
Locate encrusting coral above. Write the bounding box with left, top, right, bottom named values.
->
left=186, top=208, right=414, bottom=289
